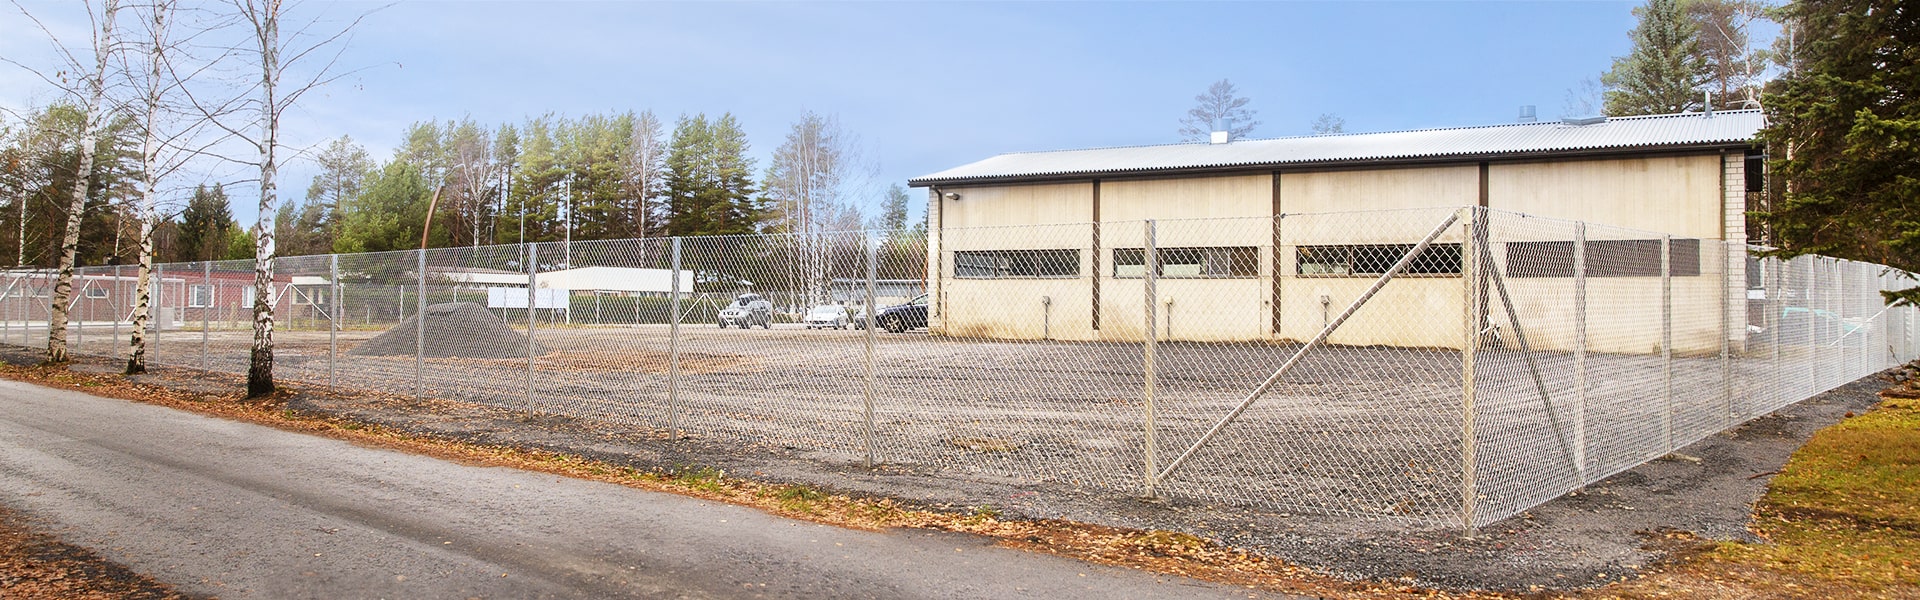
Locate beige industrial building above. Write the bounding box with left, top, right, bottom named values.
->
left=907, top=110, right=1765, bottom=353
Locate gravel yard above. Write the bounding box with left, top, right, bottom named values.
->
left=51, top=320, right=1821, bottom=528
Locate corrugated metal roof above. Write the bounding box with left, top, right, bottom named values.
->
left=909, top=110, right=1762, bottom=186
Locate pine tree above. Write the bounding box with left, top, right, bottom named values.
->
left=706, top=114, right=761, bottom=236
left=665, top=114, right=762, bottom=238
left=1602, top=0, right=1710, bottom=115
left=879, top=183, right=910, bottom=231
left=176, top=184, right=234, bottom=262
left=1757, top=0, right=1920, bottom=278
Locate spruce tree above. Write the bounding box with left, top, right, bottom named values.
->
left=1602, top=0, right=1709, bottom=115
left=1757, top=0, right=1920, bottom=278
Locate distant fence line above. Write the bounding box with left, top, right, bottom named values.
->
left=4, top=206, right=1912, bottom=530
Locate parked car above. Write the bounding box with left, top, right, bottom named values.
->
left=875, top=294, right=929, bottom=333
left=1774, top=306, right=1869, bottom=347
left=852, top=306, right=868, bottom=330
left=803, top=304, right=850, bottom=329
left=718, top=293, right=773, bottom=329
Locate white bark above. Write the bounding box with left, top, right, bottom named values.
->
left=246, top=0, right=280, bottom=396
left=47, top=0, right=119, bottom=365
left=127, top=0, right=174, bottom=374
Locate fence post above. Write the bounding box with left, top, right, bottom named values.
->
left=1661, top=235, right=1673, bottom=452
left=667, top=237, right=682, bottom=436
left=526, top=243, right=537, bottom=409
left=1573, top=222, right=1587, bottom=479
left=1769, top=256, right=1781, bottom=409
left=329, top=254, right=339, bottom=390
left=1797, top=259, right=1812, bottom=396
left=415, top=248, right=425, bottom=401
left=153, top=264, right=161, bottom=364
left=1826, top=260, right=1836, bottom=389
left=201, top=262, right=211, bottom=370
left=1142, top=219, right=1160, bottom=499
left=1461, top=207, right=1484, bottom=532
left=111, top=265, right=121, bottom=349
left=1722, top=242, right=1734, bottom=423
left=863, top=235, right=879, bottom=468
left=74, top=276, right=83, bottom=353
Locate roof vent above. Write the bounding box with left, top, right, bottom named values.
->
left=1210, top=118, right=1233, bottom=145
left=1561, top=115, right=1607, bottom=126
left=1518, top=105, right=1537, bottom=123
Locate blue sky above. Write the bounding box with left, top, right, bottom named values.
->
left=3, top=1, right=1661, bottom=225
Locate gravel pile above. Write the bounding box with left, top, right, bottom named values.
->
left=347, top=302, right=549, bottom=359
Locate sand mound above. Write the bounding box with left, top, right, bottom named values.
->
left=348, top=302, right=549, bottom=359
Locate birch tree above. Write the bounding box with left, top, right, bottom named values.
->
left=9, top=0, right=123, bottom=364
left=121, top=0, right=233, bottom=374
left=763, top=111, right=868, bottom=305
left=205, top=0, right=367, bottom=397
left=621, top=110, right=666, bottom=241
left=444, top=118, right=492, bottom=248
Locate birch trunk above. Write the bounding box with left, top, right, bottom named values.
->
left=246, top=0, right=279, bottom=397
left=127, top=1, right=167, bottom=375
left=48, top=0, right=118, bottom=365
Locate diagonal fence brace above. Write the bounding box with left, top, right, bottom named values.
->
left=1155, top=210, right=1462, bottom=485
left=1482, top=247, right=1583, bottom=480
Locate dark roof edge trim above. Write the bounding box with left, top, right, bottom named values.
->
left=907, top=141, right=1756, bottom=188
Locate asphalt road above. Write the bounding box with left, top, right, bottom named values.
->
left=0, top=379, right=1290, bottom=599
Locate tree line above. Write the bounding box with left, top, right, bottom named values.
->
left=270, top=110, right=919, bottom=261
left=1595, top=0, right=1917, bottom=282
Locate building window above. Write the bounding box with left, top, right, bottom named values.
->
left=84, top=287, right=109, bottom=299
left=189, top=285, right=214, bottom=308
left=1112, top=247, right=1258, bottom=278
left=1296, top=244, right=1462, bottom=276
left=954, top=249, right=1079, bottom=279
left=1506, top=239, right=1703, bottom=277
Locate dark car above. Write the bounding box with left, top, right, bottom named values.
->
left=874, top=294, right=928, bottom=333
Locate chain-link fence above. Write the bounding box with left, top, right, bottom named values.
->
left=7, top=206, right=1913, bottom=529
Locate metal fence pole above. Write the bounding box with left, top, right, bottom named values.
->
left=1769, top=256, right=1781, bottom=408
left=201, top=262, right=211, bottom=370
left=1807, top=259, right=1818, bottom=397
left=1661, top=235, right=1673, bottom=452
left=667, top=237, right=682, bottom=436
left=329, top=254, right=339, bottom=390
left=1823, top=260, right=1834, bottom=389
left=1572, top=222, right=1587, bottom=479
left=1722, top=243, right=1734, bottom=423
left=73, top=276, right=83, bottom=353
left=862, top=235, right=879, bottom=468
left=1142, top=219, right=1160, bottom=499
left=526, top=243, right=537, bottom=409
left=1835, top=261, right=1845, bottom=385
left=1461, top=207, right=1484, bottom=532
left=111, top=265, right=121, bottom=349
left=415, top=249, right=425, bottom=401
left=153, top=265, right=161, bottom=364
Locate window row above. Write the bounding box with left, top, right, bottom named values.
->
left=953, top=247, right=1262, bottom=280
left=949, top=240, right=1704, bottom=279
left=1506, top=239, right=1702, bottom=278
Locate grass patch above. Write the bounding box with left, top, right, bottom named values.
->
left=1708, top=395, right=1920, bottom=589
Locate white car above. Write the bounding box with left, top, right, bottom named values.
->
left=718, top=293, right=773, bottom=329
left=803, top=304, right=850, bottom=330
